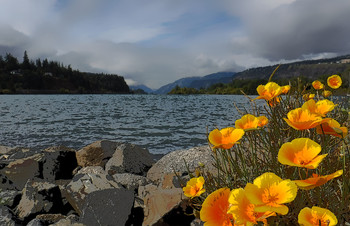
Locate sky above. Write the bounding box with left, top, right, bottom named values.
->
left=1, top=0, right=350, bottom=89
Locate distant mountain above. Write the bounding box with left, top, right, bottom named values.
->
left=129, top=84, right=154, bottom=93
left=154, top=71, right=236, bottom=94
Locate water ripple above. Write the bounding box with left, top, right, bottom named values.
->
left=0, top=94, right=256, bottom=154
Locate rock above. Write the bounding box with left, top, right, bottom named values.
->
left=5, top=147, right=41, bottom=161
left=0, top=189, right=21, bottom=208
left=0, top=206, right=16, bottom=226
left=112, top=173, right=151, bottom=191
left=41, top=146, right=77, bottom=181
left=105, top=143, right=155, bottom=176
left=0, top=145, right=15, bottom=155
left=27, top=214, right=66, bottom=225
left=75, top=140, right=121, bottom=167
left=16, top=179, right=63, bottom=221
left=1, top=153, right=43, bottom=190
left=26, top=218, right=44, bottom=226
left=63, top=166, right=122, bottom=215
left=139, top=184, right=185, bottom=226
left=147, top=146, right=214, bottom=186
left=50, top=214, right=84, bottom=226
left=0, top=174, right=16, bottom=190
left=79, top=188, right=134, bottom=226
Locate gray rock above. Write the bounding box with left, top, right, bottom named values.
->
left=26, top=218, right=44, bottom=226
left=75, top=140, right=122, bottom=167
left=105, top=143, right=155, bottom=176
left=63, top=166, right=122, bottom=215
left=0, top=145, right=15, bottom=155
left=1, top=153, right=44, bottom=190
left=41, top=146, right=77, bottom=181
left=147, top=146, right=214, bottom=186
left=79, top=188, right=134, bottom=226
left=0, top=174, right=17, bottom=191
left=0, top=189, right=21, bottom=208
left=0, top=206, right=16, bottom=226
left=50, top=214, right=85, bottom=226
left=26, top=214, right=66, bottom=226
left=112, top=173, right=151, bottom=191
left=16, top=179, right=63, bottom=220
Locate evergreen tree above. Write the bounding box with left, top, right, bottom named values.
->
left=21, top=50, right=31, bottom=70
left=4, top=53, right=19, bottom=71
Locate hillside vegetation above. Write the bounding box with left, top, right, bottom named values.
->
left=0, top=51, right=130, bottom=94
left=169, top=55, right=350, bottom=95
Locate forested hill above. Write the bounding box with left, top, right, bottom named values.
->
left=0, top=52, right=130, bottom=94
left=235, top=55, right=350, bottom=80
left=168, top=55, right=350, bottom=95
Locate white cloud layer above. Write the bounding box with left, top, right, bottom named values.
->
left=1, top=0, right=349, bottom=89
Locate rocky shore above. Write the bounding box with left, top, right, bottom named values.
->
left=0, top=140, right=215, bottom=226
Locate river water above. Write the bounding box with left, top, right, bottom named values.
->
left=0, top=94, right=255, bottom=154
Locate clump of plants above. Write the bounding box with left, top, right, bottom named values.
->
left=181, top=72, right=349, bottom=225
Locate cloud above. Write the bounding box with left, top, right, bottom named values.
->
left=225, top=0, right=350, bottom=61
left=0, top=0, right=349, bottom=89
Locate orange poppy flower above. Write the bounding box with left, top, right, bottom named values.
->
left=327, top=75, right=342, bottom=89
left=228, top=188, right=276, bottom=225
left=257, top=116, right=268, bottom=127
left=316, top=119, right=348, bottom=138
left=200, top=188, right=233, bottom=226
left=183, top=176, right=206, bottom=198
left=244, top=172, right=298, bottom=215
left=283, top=108, right=327, bottom=130
left=235, top=114, right=259, bottom=130
left=294, top=170, right=343, bottom=190
left=302, top=99, right=336, bottom=117
left=256, top=82, right=283, bottom=106
left=208, top=127, right=244, bottom=149
left=281, top=85, right=291, bottom=94
left=303, top=93, right=315, bottom=101
left=322, top=90, right=332, bottom=98
left=278, top=138, right=327, bottom=169
left=312, top=80, right=324, bottom=90
left=298, top=206, right=338, bottom=226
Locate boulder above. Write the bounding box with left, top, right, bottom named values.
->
left=1, top=153, right=43, bottom=190
left=75, top=140, right=121, bottom=167
left=147, top=146, right=214, bottom=186
left=16, top=179, right=63, bottom=221
left=63, top=166, right=122, bottom=215
left=138, top=184, right=186, bottom=226
left=0, top=174, right=16, bottom=190
left=51, top=214, right=85, bottom=226
left=0, top=206, right=16, bottom=226
left=79, top=188, right=134, bottom=226
left=26, top=214, right=66, bottom=226
left=0, top=189, right=21, bottom=208
left=112, top=173, right=151, bottom=191
left=105, top=143, right=155, bottom=176
left=41, top=146, right=77, bottom=181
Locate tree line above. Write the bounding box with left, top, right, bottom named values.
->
left=0, top=51, right=130, bottom=94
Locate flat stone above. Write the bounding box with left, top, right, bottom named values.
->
left=1, top=153, right=43, bottom=190
left=105, top=143, right=155, bottom=176
left=63, top=166, right=122, bottom=215
left=140, top=185, right=184, bottom=226
left=16, top=179, right=63, bottom=221
left=79, top=188, right=134, bottom=226
left=76, top=140, right=121, bottom=167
